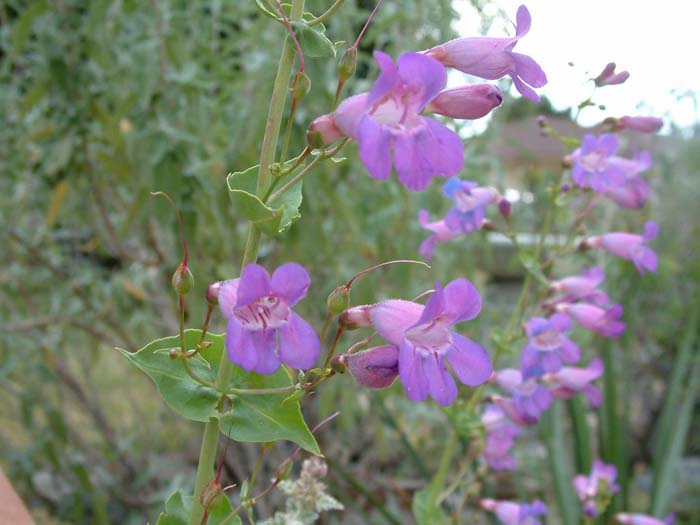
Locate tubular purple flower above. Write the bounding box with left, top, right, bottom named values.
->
left=549, top=266, right=609, bottom=306
left=573, top=459, right=620, bottom=517
left=332, top=51, right=464, bottom=191
left=481, top=404, right=521, bottom=471
left=602, top=151, right=652, bottom=209
left=369, top=279, right=493, bottom=406
left=594, top=62, right=630, bottom=86
left=342, top=345, right=399, bottom=388
left=616, top=116, right=663, bottom=133
left=557, top=302, right=625, bottom=338
left=520, top=313, right=580, bottom=380
left=425, top=5, right=547, bottom=101
left=480, top=499, right=548, bottom=525
left=546, top=358, right=604, bottom=406
left=425, top=84, right=503, bottom=119
left=569, top=134, right=626, bottom=191
left=218, top=263, right=320, bottom=374
left=615, top=514, right=676, bottom=525
left=417, top=210, right=464, bottom=260
left=442, top=177, right=499, bottom=233
left=586, top=221, right=659, bottom=274
left=494, top=369, right=552, bottom=425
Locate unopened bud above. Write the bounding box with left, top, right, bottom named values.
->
left=199, top=479, right=223, bottom=509
left=327, top=285, right=350, bottom=315
left=169, top=348, right=180, bottom=359
left=426, top=84, right=502, bottom=120
left=330, top=354, right=347, bottom=374
left=307, top=114, right=343, bottom=149
left=497, top=198, right=511, bottom=220
left=594, top=62, right=629, bottom=87
left=344, top=346, right=399, bottom=388
left=339, top=305, right=373, bottom=330
left=338, top=47, right=357, bottom=81
left=206, top=281, right=222, bottom=305
left=172, top=264, right=194, bottom=295
left=560, top=182, right=572, bottom=193
left=537, top=115, right=548, bottom=128
left=481, top=219, right=496, bottom=231
left=293, top=72, right=312, bottom=101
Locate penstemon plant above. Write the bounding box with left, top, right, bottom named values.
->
left=119, top=2, right=672, bottom=525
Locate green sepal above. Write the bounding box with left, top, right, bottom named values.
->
left=226, top=161, right=304, bottom=235
left=156, top=489, right=240, bottom=525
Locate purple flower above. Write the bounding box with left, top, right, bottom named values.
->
left=218, top=263, right=320, bottom=374
left=442, top=178, right=499, bottom=233
left=481, top=404, right=521, bottom=471
left=520, top=313, right=580, bottom=380
left=342, top=345, right=399, bottom=388
left=586, top=221, right=659, bottom=274
left=417, top=210, right=464, bottom=260
left=426, top=5, right=547, bottom=101
left=493, top=369, right=552, bottom=425
left=603, top=151, right=652, bottom=209
left=570, top=134, right=626, bottom=191
left=369, top=279, right=493, bottom=406
left=616, top=116, right=663, bottom=133
left=549, top=266, right=609, bottom=306
left=331, top=51, right=464, bottom=191
left=594, top=62, right=630, bottom=86
left=546, top=358, right=604, bottom=406
left=573, top=459, right=620, bottom=517
left=481, top=498, right=548, bottom=525
left=556, top=302, right=625, bottom=338
left=425, top=84, right=503, bottom=119
left=615, top=514, right=676, bottom=525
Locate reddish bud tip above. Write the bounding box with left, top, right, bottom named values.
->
left=344, top=346, right=399, bottom=389
left=339, top=305, right=373, bottom=330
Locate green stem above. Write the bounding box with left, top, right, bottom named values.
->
left=307, top=0, right=345, bottom=25
left=187, top=2, right=305, bottom=523
left=430, top=431, right=457, bottom=503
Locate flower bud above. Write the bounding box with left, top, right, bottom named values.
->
left=199, top=479, right=223, bottom=509
left=425, top=84, right=503, bottom=120
left=615, top=115, right=663, bottom=133
left=338, top=47, right=357, bottom=81
left=293, top=72, right=312, bottom=101
left=594, top=62, right=629, bottom=86
left=497, top=198, right=511, bottom=220
left=326, top=285, right=350, bottom=315
left=172, top=263, right=194, bottom=295
left=307, top=114, right=343, bottom=149
left=339, top=305, right=373, bottom=330
left=344, top=346, right=399, bottom=388
left=206, top=281, right=222, bottom=305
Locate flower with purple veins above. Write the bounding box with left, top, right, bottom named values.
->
left=615, top=514, right=676, bottom=525
left=574, top=459, right=620, bottom=517
left=417, top=210, right=464, bottom=260
left=369, top=279, right=493, bottom=406
left=585, top=221, right=659, bottom=274
left=425, top=5, right=547, bottom=101
left=218, top=263, right=320, bottom=374
left=480, top=498, right=548, bottom=525
left=548, top=266, right=609, bottom=306
left=481, top=404, right=521, bottom=471
left=493, top=368, right=552, bottom=425
left=545, top=358, right=604, bottom=406
left=569, top=134, right=626, bottom=191
left=331, top=51, right=464, bottom=191
left=520, top=313, right=580, bottom=380
left=556, top=302, right=625, bottom=338
left=442, top=177, right=499, bottom=233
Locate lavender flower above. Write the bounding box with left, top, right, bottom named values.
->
left=342, top=345, right=399, bottom=388
left=330, top=51, right=464, bottom=191
left=219, top=263, right=320, bottom=374
left=615, top=514, right=676, bottom=525
left=549, top=266, right=609, bottom=306
left=442, top=177, right=499, bottom=233
left=417, top=210, right=464, bottom=260
left=546, top=358, right=604, bottom=406
left=569, top=134, right=626, bottom=191
left=520, top=313, right=580, bottom=380
left=573, top=459, right=620, bottom=517
left=557, top=302, right=625, bottom=338
left=594, top=62, right=630, bottom=86
left=603, top=152, right=652, bottom=209
left=426, top=5, right=547, bottom=101
left=481, top=498, right=548, bottom=525
left=369, top=279, right=493, bottom=406
left=615, top=116, right=663, bottom=133
left=585, top=221, right=659, bottom=274
left=493, top=369, right=552, bottom=425
left=425, top=84, right=503, bottom=119
left=481, top=404, right=521, bottom=471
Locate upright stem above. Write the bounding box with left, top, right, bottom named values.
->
left=187, top=2, right=305, bottom=522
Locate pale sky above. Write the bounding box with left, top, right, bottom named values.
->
left=453, top=0, right=700, bottom=131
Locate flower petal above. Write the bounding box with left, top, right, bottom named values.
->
left=357, top=116, right=393, bottom=181
left=447, top=333, right=493, bottom=386
left=218, top=279, right=240, bottom=320
left=270, top=262, right=310, bottom=306
left=345, top=345, right=399, bottom=388
left=512, top=52, right=547, bottom=87
left=423, top=352, right=458, bottom=406
left=398, top=341, right=429, bottom=401
left=442, top=278, right=482, bottom=323
left=397, top=52, right=446, bottom=110
left=277, top=311, right=320, bottom=370
left=371, top=299, right=424, bottom=346
left=235, top=264, right=271, bottom=307
left=367, top=51, right=399, bottom=107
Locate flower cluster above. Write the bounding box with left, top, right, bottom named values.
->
left=308, top=5, right=545, bottom=191
left=573, top=460, right=620, bottom=517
